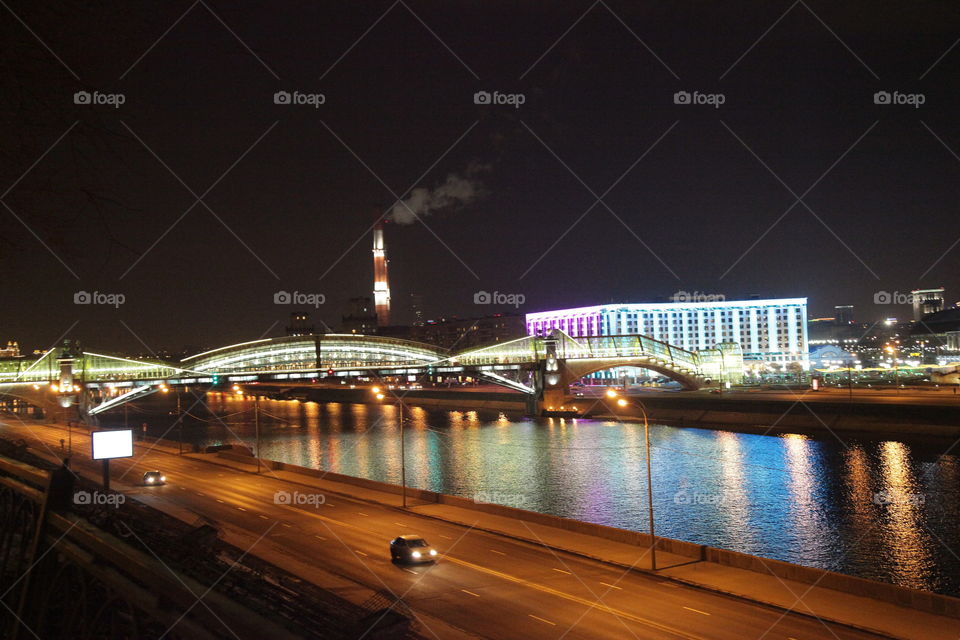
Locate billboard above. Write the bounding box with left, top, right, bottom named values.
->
left=91, top=429, right=134, bottom=460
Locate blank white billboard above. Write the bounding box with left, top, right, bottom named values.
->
left=91, top=429, right=134, bottom=460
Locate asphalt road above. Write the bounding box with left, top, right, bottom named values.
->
left=3, top=419, right=889, bottom=640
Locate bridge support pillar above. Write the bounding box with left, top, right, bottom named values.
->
left=533, top=344, right=576, bottom=416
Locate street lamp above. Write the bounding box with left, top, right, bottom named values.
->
left=885, top=345, right=899, bottom=394
left=374, top=386, right=407, bottom=508
left=235, top=386, right=262, bottom=473
left=607, top=389, right=657, bottom=571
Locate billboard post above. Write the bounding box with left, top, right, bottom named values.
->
left=91, top=429, right=134, bottom=490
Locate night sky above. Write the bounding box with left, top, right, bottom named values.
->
left=2, top=2, right=959, bottom=354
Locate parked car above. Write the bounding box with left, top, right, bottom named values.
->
left=389, top=535, right=438, bottom=564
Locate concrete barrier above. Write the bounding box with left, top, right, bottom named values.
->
left=249, top=455, right=960, bottom=619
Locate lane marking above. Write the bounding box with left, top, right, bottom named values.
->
left=402, top=568, right=417, bottom=575
left=683, top=607, right=710, bottom=616
left=357, top=512, right=369, bottom=516
left=236, top=507, right=246, bottom=511
left=490, top=549, right=506, bottom=556
left=528, top=614, right=556, bottom=626
left=552, top=568, right=571, bottom=575
left=216, top=499, right=225, bottom=503
left=282, top=523, right=293, bottom=528
left=446, top=556, right=706, bottom=640
left=599, top=582, right=622, bottom=590
left=314, top=535, right=327, bottom=541
left=461, top=589, right=480, bottom=597
left=258, top=515, right=269, bottom=520
left=196, top=492, right=205, bottom=496
left=393, top=522, right=406, bottom=527
left=439, top=534, right=453, bottom=539
left=355, top=550, right=368, bottom=557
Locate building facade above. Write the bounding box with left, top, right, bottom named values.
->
left=526, top=298, right=808, bottom=366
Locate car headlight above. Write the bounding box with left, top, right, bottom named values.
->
left=145, top=477, right=153, bottom=483
left=160, top=476, right=166, bottom=482
left=430, top=549, right=437, bottom=556
left=412, top=551, right=421, bottom=559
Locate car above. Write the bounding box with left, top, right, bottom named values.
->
left=389, top=535, right=438, bottom=564
left=142, top=470, right=166, bottom=486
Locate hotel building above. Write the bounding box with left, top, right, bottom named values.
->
left=526, top=298, right=808, bottom=366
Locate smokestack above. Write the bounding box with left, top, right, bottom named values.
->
left=373, top=219, right=390, bottom=327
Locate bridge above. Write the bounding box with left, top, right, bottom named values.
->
left=0, top=332, right=743, bottom=419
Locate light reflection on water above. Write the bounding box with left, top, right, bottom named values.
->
left=121, top=395, right=960, bottom=596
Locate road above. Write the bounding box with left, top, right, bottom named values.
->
left=2, top=418, right=888, bottom=640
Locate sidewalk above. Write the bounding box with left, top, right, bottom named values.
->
left=193, top=451, right=959, bottom=640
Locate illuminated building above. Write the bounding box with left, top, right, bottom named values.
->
left=0, top=341, right=20, bottom=358
left=526, top=298, right=808, bottom=366
left=911, top=287, right=944, bottom=321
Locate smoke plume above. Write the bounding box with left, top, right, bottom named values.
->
left=390, top=161, right=489, bottom=224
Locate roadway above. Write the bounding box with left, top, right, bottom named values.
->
left=2, top=418, right=889, bottom=640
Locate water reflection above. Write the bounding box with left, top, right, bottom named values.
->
left=119, top=394, right=960, bottom=596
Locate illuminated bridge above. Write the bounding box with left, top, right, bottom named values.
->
left=0, top=332, right=742, bottom=418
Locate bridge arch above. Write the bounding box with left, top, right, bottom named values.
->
left=181, top=334, right=446, bottom=375
left=562, top=359, right=704, bottom=390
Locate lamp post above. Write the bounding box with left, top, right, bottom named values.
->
left=885, top=345, right=899, bottom=394
left=606, top=388, right=657, bottom=570
left=233, top=385, right=261, bottom=472
left=373, top=386, right=406, bottom=508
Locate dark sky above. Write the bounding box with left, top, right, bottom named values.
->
left=2, top=1, right=959, bottom=354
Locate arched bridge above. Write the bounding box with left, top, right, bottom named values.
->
left=0, top=331, right=742, bottom=418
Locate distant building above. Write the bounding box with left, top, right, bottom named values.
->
left=341, top=297, right=378, bottom=335
left=409, top=293, right=425, bottom=327
left=0, top=341, right=20, bottom=358
left=912, top=287, right=945, bottom=321
left=286, top=312, right=315, bottom=336
left=526, top=298, right=808, bottom=366
left=415, top=314, right=526, bottom=350
left=911, top=307, right=960, bottom=360
left=809, top=344, right=856, bottom=369
left=834, top=305, right=854, bottom=324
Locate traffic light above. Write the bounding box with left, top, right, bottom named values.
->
left=211, top=375, right=220, bottom=385
left=327, top=369, right=334, bottom=376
